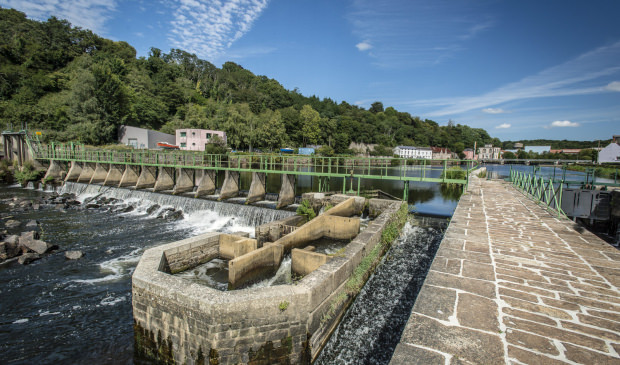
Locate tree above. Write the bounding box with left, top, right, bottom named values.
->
left=300, top=104, right=320, bottom=146
left=369, top=101, right=384, bottom=113
left=503, top=151, right=516, bottom=159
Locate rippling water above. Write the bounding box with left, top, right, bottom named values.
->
left=0, top=184, right=293, bottom=364
left=315, top=216, right=446, bottom=365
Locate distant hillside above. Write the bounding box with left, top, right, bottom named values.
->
left=0, top=7, right=498, bottom=153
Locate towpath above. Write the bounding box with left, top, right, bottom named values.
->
left=391, top=175, right=620, bottom=364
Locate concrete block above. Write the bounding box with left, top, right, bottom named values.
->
left=292, top=248, right=331, bottom=276
left=228, top=243, right=283, bottom=288
left=219, top=234, right=258, bottom=260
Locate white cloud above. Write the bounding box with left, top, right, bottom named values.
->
left=356, top=41, right=372, bottom=51
left=407, top=41, right=620, bottom=117
left=169, top=0, right=269, bottom=61
left=606, top=81, right=620, bottom=91
left=495, top=123, right=511, bottom=129
left=549, top=120, right=580, bottom=128
left=0, top=0, right=117, bottom=33
left=482, top=108, right=508, bottom=114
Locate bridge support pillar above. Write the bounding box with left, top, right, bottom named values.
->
left=195, top=170, right=216, bottom=197
left=119, top=165, right=139, bottom=187
left=136, top=166, right=157, bottom=189
left=90, top=163, right=109, bottom=184
left=42, top=160, right=65, bottom=182
left=219, top=171, right=239, bottom=200
left=103, top=164, right=123, bottom=186
left=173, top=168, right=194, bottom=194
left=276, top=174, right=296, bottom=209
left=77, top=163, right=96, bottom=183
left=154, top=167, right=175, bottom=192
left=246, top=172, right=266, bottom=204
left=65, top=161, right=82, bottom=182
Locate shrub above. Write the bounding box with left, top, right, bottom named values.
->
left=14, top=161, right=43, bottom=185
left=0, top=159, right=13, bottom=183
left=296, top=199, right=316, bottom=221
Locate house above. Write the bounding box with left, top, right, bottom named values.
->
left=431, top=147, right=453, bottom=160
left=176, top=129, right=227, bottom=151
left=118, top=125, right=176, bottom=149
left=598, top=140, right=620, bottom=163
left=463, top=148, right=475, bottom=160
left=550, top=149, right=581, bottom=155
left=478, top=144, right=501, bottom=160
left=393, top=146, right=433, bottom=159
left=524, top=146, right=551, bottom=154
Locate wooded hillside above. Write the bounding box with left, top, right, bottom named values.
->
left=0, top=8, right=497, bottom=154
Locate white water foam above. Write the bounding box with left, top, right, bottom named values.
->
left=73, top=248, right=143, bottom=285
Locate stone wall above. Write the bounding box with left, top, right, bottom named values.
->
left=132, top=198, right=404, bottom=364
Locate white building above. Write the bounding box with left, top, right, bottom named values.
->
left=393, top=146, right=433, bottom=159
left=478, top=144, right=501, bottom=160
left=598, top=140, right=620, bottom=163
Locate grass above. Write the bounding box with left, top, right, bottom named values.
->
left=14, top=161, right=43, bottom=185
left=564, top=165, right=620, bottom=180
left=278, top=300, right=289, bottom=311
left=296, top=199, right=316, bottom=221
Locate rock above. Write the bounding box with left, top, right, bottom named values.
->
left=85, top=203, right=100, bottom=209
left=65, top=250, right=83, bottom=260
left=24, top=220, right=40, bottom=230
left=167, top=210, right=184, bottom=220
left=0, top=242, right=7, bottom=260
left=5, top=220, right=21, bottom=229
left=105, top=249, right=113, bottom=255
left=18, top=253, right=41, bottom=265
left=118, top=205, right=134, bottom=213
left=146, top=204, right=160, bottom=215
left=23, top=239, right=55, bottom=255
left=32, top=204, right=40, bottom=210
left=5, top=234, right=19, bottom=245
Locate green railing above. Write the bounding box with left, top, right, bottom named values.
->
left=510, top=169, right=566, bottom=218
left=33, top=143, right=478, bottom=187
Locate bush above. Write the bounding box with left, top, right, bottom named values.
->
left=296, top=199, right=316, bottom=221
left=14, top=161, right=43, bottom=185
left=0, top=159, right=13, bottom=183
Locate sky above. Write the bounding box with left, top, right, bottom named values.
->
left=1, top=0, right=620, bottom=142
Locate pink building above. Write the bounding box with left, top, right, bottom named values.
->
left=176, top=129, right=227, bottom=151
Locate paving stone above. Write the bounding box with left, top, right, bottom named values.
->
left=560, top=321, right=620, bottom=342
left=583, top=309, right=620, bottom=322
left=413, top=285, right=456, bottom=321
left=424, top=271, right=496, bottom=299
left=503, top=316, right=608, bottom=352
left=539, top=297, right=582, bottom=311
left=497, top=274, right=525, bottom=284
left=563, top=343, right=619, bottom=364
left=430, top=257, right=462, bottom=276
left=576, top=313, right=620, bottom=333
left=399, top=313, right=504, bottom=364
left=507, top=345, right=567, bottom=364
left=502, top=307, right=557, bottom=326
left=389, top=343, right=445, bottom=365
left=506, top=329, right=559, bottom=355
left=461, top=260, right=495, bottom=281
left=559, top=293, right=620, bottom=312
left=436, top=247, right=492, bottom=264
left=456, top=293, right=498, bottom=332
left=499, top=287, right=539, bottom=303
left=499, top=281, right=557, bottom=298
left=502, top=296, right=573, bottom=320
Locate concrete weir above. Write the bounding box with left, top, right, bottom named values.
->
left=173, top=168, right=194, bottom=194
left=195, top=170, right=216, bottom=197
left=103, top=164, right=123, bottom=186
left=64, top=161, right=83, bottom=182
left=132, top=195, right=407, bottom=364
left=219, top=171, right=240, bottom=199
left=118, top=165, right=139, bottom=187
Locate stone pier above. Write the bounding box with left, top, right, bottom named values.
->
left=103, top=164, right=123, bottom=186
left=219, top=171, right=239, bottom=200
left=89, top=163, right=109, bottom=184
left=276, top=174, right=295, bottom=209
left=154, top=167, right=175, bottom=192
left=76, top=163, right=95, bottom=183
left=195, top=170, right=216, bottom=197
left=391, top=174, right=620, bottom=364
left=136, top=166, right=157, bottom=189
left=119, top=165, right=139, bottom=187
left=246, top=172, right=266, bottom=204
left=64, top=161, right=83, bottom=182
left=173, top=168, right=194, bottom=194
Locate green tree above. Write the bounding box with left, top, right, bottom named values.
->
left=300, top=104, right=320, bottom=146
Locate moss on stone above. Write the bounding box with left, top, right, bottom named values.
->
left=248, top=336, right=293, bottom=365
left=133, top=321, right=175, bottom=364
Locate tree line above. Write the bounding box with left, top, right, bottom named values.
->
left=0, top=8, right=497, bottom=155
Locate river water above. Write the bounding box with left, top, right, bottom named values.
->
left=0, top=181, right=450, bottom=364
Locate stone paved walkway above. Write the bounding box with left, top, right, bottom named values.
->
left=390, top=175, right=620, bottom=364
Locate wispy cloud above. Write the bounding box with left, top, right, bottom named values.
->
left=546, top=120, right=580, bottom=128
left=606, top=81, right=620, bottom=91
left=168, top=0, right=269, bottom=61
left=356, top=41, right=372, bottom=52
left=483, top=108, right=508, bottom=114
left=0, top=0, right=117, bottom=33
left=408, top=41, right=620, bottom=117
left=495, top=123, right=511, bottom=129
left=348, top=0, right=495, bottom=68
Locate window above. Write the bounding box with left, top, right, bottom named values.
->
left=192, top=143, right=196, bottom=146
left=192, top=132, right=196, bottom=136
left=180, top=142, right=186, bottom=148
left=180, top=132, right=186, bottom=137
left=128, top=138, right=138, bottom=148
left=206, top=133, right=212, bottom=139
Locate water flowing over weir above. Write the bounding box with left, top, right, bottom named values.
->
left=315, top=217, right=446, bottom=364
left=60, top=182, right=295, bottom=227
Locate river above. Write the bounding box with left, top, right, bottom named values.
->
left=0, top=180, right=451, bottom=364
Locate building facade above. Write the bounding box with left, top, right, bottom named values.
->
left=176, top=129, right=227, bottom=151
left=431, top=147, right=453, bottom=160
left=478, top=144, right=501, bottom=160
left=463, top=148, right=475, bottom=160
left=393, top=146, right=433, bottom=159
left=118, top=125, right=176, bottom=149
left=598, top=142, right=620, bottom=163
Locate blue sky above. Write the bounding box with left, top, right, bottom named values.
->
left=2, top=0, right=620, bottom=142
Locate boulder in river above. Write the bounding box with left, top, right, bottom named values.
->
left=5, top=219, right=21, bottom=229
left=23, top=239, right=56, bottom=255
left=146, top=204, right=160, bottom=215
left=18, top=253, right=41, bottom=265
left=65, top=250, right=83, bottom=260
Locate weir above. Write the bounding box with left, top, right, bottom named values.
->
left=132, top=195, right=407, bottom=364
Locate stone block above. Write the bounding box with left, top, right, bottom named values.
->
left=291, top=249, right=330, bottom=276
